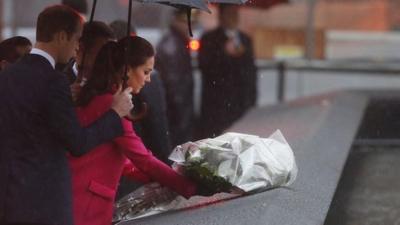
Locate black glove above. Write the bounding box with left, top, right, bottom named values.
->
left=196, top=184, right=219, bottom=197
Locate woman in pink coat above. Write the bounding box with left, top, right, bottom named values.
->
left=69, top=36, right=203, bottom=225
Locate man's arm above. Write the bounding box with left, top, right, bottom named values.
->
left=46, top=74, right=128, bottom=156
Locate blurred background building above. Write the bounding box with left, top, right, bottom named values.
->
left=3, top=0, right=400, bottom=59
left=2, top=0, right=400, bottom=107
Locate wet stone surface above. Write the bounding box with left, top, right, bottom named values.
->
left=325, top=146, right=400, bottom=225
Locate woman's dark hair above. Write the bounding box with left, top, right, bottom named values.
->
left=0, top=36, right=32, bottom=63
left=119, top=35, right=155, bottom=69
left=76, top=35, right=155, bottom=107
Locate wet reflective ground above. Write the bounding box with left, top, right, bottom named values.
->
left=325, top=146, right=400, bottom=225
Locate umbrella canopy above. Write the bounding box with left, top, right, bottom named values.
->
left=137, top=0, right=210, bottom=12
left=209, top=0, right=287, bottom=8
left=138, top=0, right=269, bottom=35
left=208, top=0, right=247, bottom=3
left=245, top=0, right=288, bottom=9
left=133, top=0, right=212, bottom=36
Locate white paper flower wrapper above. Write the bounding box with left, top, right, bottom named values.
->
left=113, top=130, right=297, bottom=223
left=169, top=129, right=297, bottom=192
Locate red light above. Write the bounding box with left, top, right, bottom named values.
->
left=118, top=0, right=129, bottom=6
left=189, top=40, right=200, bottom=51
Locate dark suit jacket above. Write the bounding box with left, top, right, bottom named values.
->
left=64, top=60, right=77, bottom=85
left=0, top=54, right=123, bottom=225
left=198, top=27, right=257, bottom=138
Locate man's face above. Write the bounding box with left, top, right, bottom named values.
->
left=58, top=24, right=83, bottom=64
left=220, top=6, right=239, bottom=30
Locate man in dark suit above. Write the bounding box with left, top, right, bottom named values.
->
left=155, top=9, right=195, bottom=148
left=197, top=4, right=258, bottom=139
left=0, top=5, right=133, bottom=225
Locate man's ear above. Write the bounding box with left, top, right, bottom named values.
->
left=0, top=60, right=10, bottom=70
left=55, top=31, right=68, bottom=43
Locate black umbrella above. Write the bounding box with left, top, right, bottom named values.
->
left=134, top=0, right=210, bottom=37
left=208, top=0, right=246, bottom=3
left=81, top=0, right=253, bottom=82
left=87, top=0, right=254, bottom=38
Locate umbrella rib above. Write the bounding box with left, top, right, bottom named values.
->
left=89, top=0, right=98, bottom=22
left=127, top=0, right=133, bottom=36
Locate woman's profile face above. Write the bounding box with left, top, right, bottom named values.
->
left=126, top=56, right=154, bottom=94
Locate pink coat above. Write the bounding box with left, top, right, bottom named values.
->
left=68, top=94, right=197, bottom=225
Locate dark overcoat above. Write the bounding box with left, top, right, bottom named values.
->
left=0, top=54, right=123, bottom=225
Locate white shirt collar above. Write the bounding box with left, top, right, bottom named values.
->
left=72, top=62, right=78, bottom=77
left=30, top=48, right=56, bottom=69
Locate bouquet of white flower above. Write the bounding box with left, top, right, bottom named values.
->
left=113, top=130, right=298, bottom=223
left=170, top=130, right=298, bottom=193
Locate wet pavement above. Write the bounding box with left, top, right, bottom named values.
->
left=325, top=146, right=400, bottom=225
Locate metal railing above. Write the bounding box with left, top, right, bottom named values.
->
left=254, top=59, right=400, bottom=102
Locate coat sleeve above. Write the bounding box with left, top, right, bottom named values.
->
left=114, top=118, right=197, bottom=199
left=122, top=159, right=152, bottom=184
left=46, top=74, right=124, bottom=156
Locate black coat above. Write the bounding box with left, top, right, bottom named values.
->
left=56, top=59, right=76, bottom=84
left=0, top=54, right=123, bottom=225
left=155, top=27, right=194, bottom=147
left=198, top=27, right=257, bottom=138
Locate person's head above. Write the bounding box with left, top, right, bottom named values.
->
left=109, top=20, right=136, bottom=40
left=76, top=36, right=155, bottom=106
left=218, top=4, right=240, bottom=29
left=61, top=0, right=88, bottom=18
left=36, top=5, right=84, bottom=64
left=76, top=21, right=115, bottom=76
left=0, top=36, right=32, bottom=70
left=121, top=36, right=155, bottom=94
left=171, top=8, right=189, bottom=37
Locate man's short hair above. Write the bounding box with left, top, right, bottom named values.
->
left=0, top=36, right=32, bottom=63
left=36, top=5, right=83, bottom=42
left=61, top=0, right=88, bottom=15
left=80, top=21, right=115, bottom=50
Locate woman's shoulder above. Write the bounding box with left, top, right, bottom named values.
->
left=76, top=93, right=114, bottom=125
left=92, top=93, right=114, bottom=105
left=82, top=93, right=113, bottom=110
